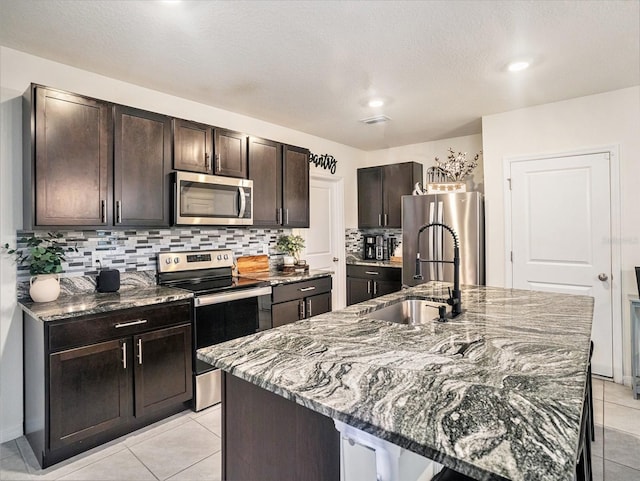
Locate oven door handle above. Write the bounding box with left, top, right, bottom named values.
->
left=194, top=285, right=272, bottom=307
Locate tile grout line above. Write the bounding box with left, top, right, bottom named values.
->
left=126, top=446, right=161, bottom=481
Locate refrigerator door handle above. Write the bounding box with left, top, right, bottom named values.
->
left=437, top=201, right=444, bottom=279
left=428, top=201, right=436, bottom=280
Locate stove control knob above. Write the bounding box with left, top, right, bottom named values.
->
left=217, top=255, right=222, bottom=260
left=165, top=258, right=172, bottom=265
left=223, top=254, right=229, bottom=260
left=173, top=257, right=180, bottom=264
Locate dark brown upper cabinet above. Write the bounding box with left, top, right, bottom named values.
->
left=248, top=139, right=309, bottom=228
left=172, top=118, right=213, bottom=174
left=114, top=106, right=171, bottom=227
left=247, top=137, right=282, bottom=226
left=214, top=128, right=248, bottom=178
left=25, top=86, right=112, bottom=227
left=173, top=121, right=247, bottom=178
left=24, top=85, right=171, bottom=229
left=357, top=162, right=423, bottom=228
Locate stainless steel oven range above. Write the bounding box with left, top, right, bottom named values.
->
left=157, top=249, right=272, bottom=411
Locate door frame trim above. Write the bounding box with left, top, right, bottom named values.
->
left=302, top=172, right=346, bottom=310
left=503, top=145, right=622, bottom=383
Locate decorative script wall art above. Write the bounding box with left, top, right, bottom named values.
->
left=309, top=153, right=337, bottom=174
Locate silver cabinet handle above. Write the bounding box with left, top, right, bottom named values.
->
left=378, top=214, right=382, bottom=226
left=137, top=338, right=143, bottom=365
left=115, top=319, right=148, bottom=329
left=365, top=271, right=379, bottom=275
left=299, top=300, right=305, bottom=320
left=204, top=152, right=210, bottom=171
left=101, top=200, right=106, bottom=223
left=216, top=153, right=221, bottom=171
left=116, top=200, right=122, bottom=224
left=373, top=281, right=378, bottom=296
left=307, top=299, right=312, bottom=317
left=367, top=280, right=371, bottom=294
left=598, top=273, right=609, bottom=281
left=298, top=286, right=316, bottom=292
left=121, top=341, right=127, bottom=369
left=276, top=208, right=281, bottom=224
left=384, top=213, right=388, bottom=226
left=285, top=209, right=289, bottom=225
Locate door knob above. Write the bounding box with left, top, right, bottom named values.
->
left=332, top=257, right=339, bottom=262
left=598, top=273, right=609, bottom=281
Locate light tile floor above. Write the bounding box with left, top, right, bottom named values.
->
left=0, top=405, right=222, bottom=481
left=1, top=379, right=639, bottom=480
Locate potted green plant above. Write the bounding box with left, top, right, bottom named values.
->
left=2, top=232, right=77, bottom=302
left=275, top=234, right=305, bottom=266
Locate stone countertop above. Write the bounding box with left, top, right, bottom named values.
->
left=241, top=269, right=332, bottom=285
left=19, top=286, right=193, bottom=322
left=198, top=283, right=593, bottom=481
left=346, top=254, right=402, bottom=268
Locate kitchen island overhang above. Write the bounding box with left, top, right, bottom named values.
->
left=198, top=283, right=594, bottom=481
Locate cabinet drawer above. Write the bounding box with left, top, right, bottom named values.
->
left=272, top=276, right=332, bottom=304
left=346, top=265, right=401, bottom=282
left=48, top=301, right=191, bottom=352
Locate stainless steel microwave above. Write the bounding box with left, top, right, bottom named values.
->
left=174, top=172, right=253, bottom=225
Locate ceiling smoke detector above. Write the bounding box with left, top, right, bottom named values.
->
left=359, top=115, right=391, bottom=125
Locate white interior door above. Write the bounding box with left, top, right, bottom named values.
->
left=510, top=152, right=613, bottom=377
left=301, top=174, right=345, bottom=310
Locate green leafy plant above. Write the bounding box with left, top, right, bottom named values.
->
left=2, top=232, right=77, bottom=275
left=275, top=234, right=305, bottom=260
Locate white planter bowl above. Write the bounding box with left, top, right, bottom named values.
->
left=283, top=255, right=296, bottom=266
left=29, top=274, right=61, bottom=303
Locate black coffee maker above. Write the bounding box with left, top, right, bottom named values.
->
left=363, top=235, right=377, bottom=260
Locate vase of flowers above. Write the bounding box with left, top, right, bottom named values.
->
left=275, top=234, right=305, bottom=266
left=2, top=232, right=77, bottom=302
left=435, top=148, right=482, bottom=182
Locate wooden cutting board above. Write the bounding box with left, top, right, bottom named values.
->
left=236, top=255, right=270, bottom=273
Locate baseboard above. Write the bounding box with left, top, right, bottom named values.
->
left=0, top=423, right=23, bottom=443
left=622, top=375, right=633, bottom=387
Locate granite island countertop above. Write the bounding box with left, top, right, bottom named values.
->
left=198, top=282, right=593, bottom=481
left=19, top=286, right=193, bottom=322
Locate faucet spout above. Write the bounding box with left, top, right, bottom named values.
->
left=414, top=222, right=462, bottom=317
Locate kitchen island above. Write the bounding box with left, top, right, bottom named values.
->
left=197, top=283, right=593, bottom=481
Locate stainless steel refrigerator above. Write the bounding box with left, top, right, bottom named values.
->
left=402, top=192, right=485, bottom=287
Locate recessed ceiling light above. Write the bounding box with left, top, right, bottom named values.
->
left=368, top=99, right=384, bottom=108
left=507, top=61, right=530, bottom=72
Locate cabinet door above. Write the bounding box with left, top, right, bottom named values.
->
left=374, top=279, right=402, bottom=298
left=133, top=324, right=192, bottom=417
left=173, top=118, right=213, bottom=173
left=272, top=299, right=303, bottom=328
left=114, top=106, right=171, bottom=227
left=382, top=163, right=421, bottom=228
left=49, top=339, right=131, bottom=450
left=33, top=87, right=111, bottom=227
left=346, top=277, right=372, bottom=306
left=357, top=167, right=383, bottom=228
left=248, top=137, right=282, bottom=226
left=282, top=145, right=310, bottom=227
left=306, top=292, right=331, bottom=318
left=214, top=128, right=247, bottom=178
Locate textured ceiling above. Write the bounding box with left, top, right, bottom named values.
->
left=1, top=0, right=638, bottom=150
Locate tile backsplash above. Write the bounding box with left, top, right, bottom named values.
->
left=345, top=228, right=402, bottom=256
left=14, top=227, right=289, bottom=298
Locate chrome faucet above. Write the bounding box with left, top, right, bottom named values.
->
left=413, top=223, right=462, bottom=318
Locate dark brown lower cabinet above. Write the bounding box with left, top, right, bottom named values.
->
left=222, top=372, right=340, bottom=481
left=347, top=265, right=402, bottom=306
left=24, top=300, right=193, bottom=468
left=271, top=276, right=332, bottom=328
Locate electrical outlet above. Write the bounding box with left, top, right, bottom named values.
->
left=91, top=250, right=109, bottom=269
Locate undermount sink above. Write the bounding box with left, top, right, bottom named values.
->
left=367, top=299, right=449, bottom=325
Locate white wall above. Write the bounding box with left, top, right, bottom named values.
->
left=346, top=134, right=484, bottom=228
left=482, top=86, right=640, bottom=382
left=0, top=46, right=366, bottom=442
